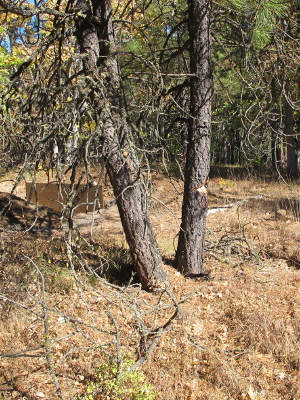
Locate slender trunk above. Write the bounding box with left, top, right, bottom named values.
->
left=271, top=127, right=279, bottom=171
left=270, top=78, right=280, bottom=171
left=74, top=0, right=165, bottom=289
left=284, top=80, right=298, bottom=178
left=280, top=16, right=298, bottom=178
left=297, top=122, right=300, bottom=171
left=175, top=0, right=212, bottom=275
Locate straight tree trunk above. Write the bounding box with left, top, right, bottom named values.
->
left=297, top=122, right=300, bottom=171
left=281, top=17, right=298, bottom=178
left=175, top=0, right=212, bottom=275
left=74, top=0, right=166, bottom=289
left=284, top=80, right=298, bottom=178
left=270, top=78, right=280, bottom=171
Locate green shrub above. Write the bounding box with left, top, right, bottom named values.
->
left=79, top=358, right=156, bottom=400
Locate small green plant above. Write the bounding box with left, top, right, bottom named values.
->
left=80, top=358, right=156, bottom=400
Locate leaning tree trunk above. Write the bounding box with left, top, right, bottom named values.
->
left=74, top=0, right=166, bottom=289
left=175, top=0, right=212, bottom=276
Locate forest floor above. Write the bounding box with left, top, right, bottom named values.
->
left=0, top=168, right=300, bottom=400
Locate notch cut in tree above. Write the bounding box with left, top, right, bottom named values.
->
left=72, top=0, right=166, bottom=289
left=175, top=0, right=212, bottom=276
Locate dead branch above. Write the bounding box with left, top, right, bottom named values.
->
left=208, top=195, right=263, bottom=214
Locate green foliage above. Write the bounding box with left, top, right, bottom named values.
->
left=221, top=0, right=248, bottom=11
left=0, top=20, right=31, bottom=88
left=252, top=0, right=289, bottom=48
left=218, top=0, right=289, bottom=48
left=124, top=38, right=144, bottom=54
left=0, top=45, right=25, bottom=87
left=79, top=358, right=156, bottom=400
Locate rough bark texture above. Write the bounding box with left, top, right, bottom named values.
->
left=74, top=0, right=166, bottom=289
left=175, top=0, right=212, bottom=275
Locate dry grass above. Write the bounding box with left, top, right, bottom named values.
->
left=1, top=172, right=300, bottom=399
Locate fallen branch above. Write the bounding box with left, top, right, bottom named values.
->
left=208, top=195, right=263, bottom=214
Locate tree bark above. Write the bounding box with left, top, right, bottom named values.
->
left=175, top=0, right=212, bottom=275
left=284, top=80, right=298, bottom=178
left=270, top=78, right=280, bottom=171
left=74, top=0, right=166, bottom=289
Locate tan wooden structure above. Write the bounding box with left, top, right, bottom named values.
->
left=26, top=182, right=104, bottom=213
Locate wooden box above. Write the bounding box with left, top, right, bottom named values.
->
left=26, top=182, right=103, bottom=213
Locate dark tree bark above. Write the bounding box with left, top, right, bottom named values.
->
left=270, top=78, right=280, bottom=171
left=284, top=80, right=298, bottom=178
left=74, top=0, right=166, bottom=289
left=175, top=0, right=212, bottom=275
left=280, top=16, right=298, bottom=178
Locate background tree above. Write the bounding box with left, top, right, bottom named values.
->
left=211, top=0, right=300, bottom=176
